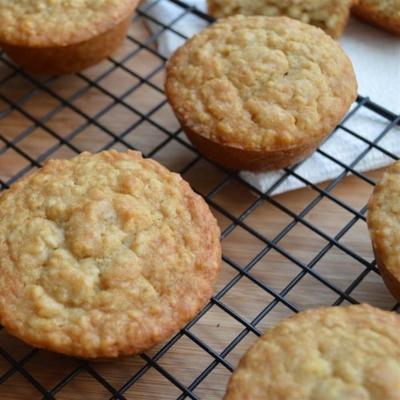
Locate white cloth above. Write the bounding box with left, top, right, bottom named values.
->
left=142, top=0, right=400, bottom=195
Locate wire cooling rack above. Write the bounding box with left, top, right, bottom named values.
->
left=0, top=1, right=400, bottom=399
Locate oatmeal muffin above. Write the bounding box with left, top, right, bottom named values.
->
left=225, top=305, right=400, bottom=400
left=0, top=151, right=221, bottom=358
left=368, top=161, right=400, bottom=300
left=353, top=0, right=400, bottom=35
left=165, top=16, right=357, bottom=171
left=0, top=0, right=140, bottom=74
left=208, top=0, right=357, bottom=38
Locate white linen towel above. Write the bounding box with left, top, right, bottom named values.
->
left=142, top=0, right=400, bottom=195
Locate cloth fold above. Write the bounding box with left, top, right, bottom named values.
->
left=142, top=0, right=400, bottom=195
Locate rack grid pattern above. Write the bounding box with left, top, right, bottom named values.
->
left=0, top=1, right=399, bottom=398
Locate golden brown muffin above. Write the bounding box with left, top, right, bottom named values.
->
left=0, top=0, right=140, bottom=74
left=0, top=150, right=221, bottom=358
left=368, top=161, right=400, bottom=300
left=224, top=305, right=400, bottom=400
left=353, top=0, right=400, bottom=35
left=208, top=0, right=357, bottom=38
left=165, top=16, right=357, bottom=172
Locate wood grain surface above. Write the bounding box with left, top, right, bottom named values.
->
left=0, top=13, right=397, bottom=400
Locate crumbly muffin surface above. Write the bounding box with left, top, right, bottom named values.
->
left=166, top=16, right=357, bottom=152
left=0, top=151, right=221, bottom=358
left=368, top=161, right=400, bottom=287
left=352, top=0, right=400, bottom=35
left=357, top=0, right=400, bottom=16
left=208, top=0, right=355, bottom=37
left=0, top=0, right=138, bottom=46
left=225, top=305, right=400, bottom=400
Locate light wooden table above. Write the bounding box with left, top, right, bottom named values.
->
left=0, top=14, right=397, bottom=400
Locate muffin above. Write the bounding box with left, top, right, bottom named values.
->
left=0, top=0, right=140, bottom=74
left=368, top=161, right=400, bottom=300
left=225, top=305, right=400, bottom=400
left=166, top=16, right=357, bottom=172
left=353, top=0, right=400, bottom=35
left=0, top=150, right=221, bottom=358
left=208, top=0, right=357, bottom=38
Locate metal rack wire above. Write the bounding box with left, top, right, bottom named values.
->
left=0, top=0, right=399, bottom=398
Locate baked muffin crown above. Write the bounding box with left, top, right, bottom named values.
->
left=0, top=150, right=221, bottom=358
left=355, top=0, right=400, bottom=18
left=0, top=0, right=138, bottom=47
left=166, top=16, right=357, bottom=154
left=225, top=304, right=400, bottom=400
left=353, top=0, right=400, bottom=35
left=208, top=0, right=357, bottom=38
left=368, top=160, right=400, bottom=300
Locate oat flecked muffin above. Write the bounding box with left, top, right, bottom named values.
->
left=0, top=0, right=140, bottom=74
left=353, top=0, right=400, bottom=35
left=165, top=16, right=357, bottom=172
left=224, top=305, right=400, bottom=400
left=0, top=151, right=221, bottom=358
left=368, top=161, right=400, bottom=301
left=208, top=0, right=357, bottom=38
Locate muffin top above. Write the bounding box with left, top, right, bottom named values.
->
left=225, top=305, right=400, bottom=400
left=357, top=0, right=400, bottom=17
left=0, top=0, right=138, bottom=47
left=207, top=0, right=356, bottom=38
left=0, top=151, right=221, bottom=358
left=368, top=160, right=400, bottom=286
left=166, top=16, right=357, bottom=152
